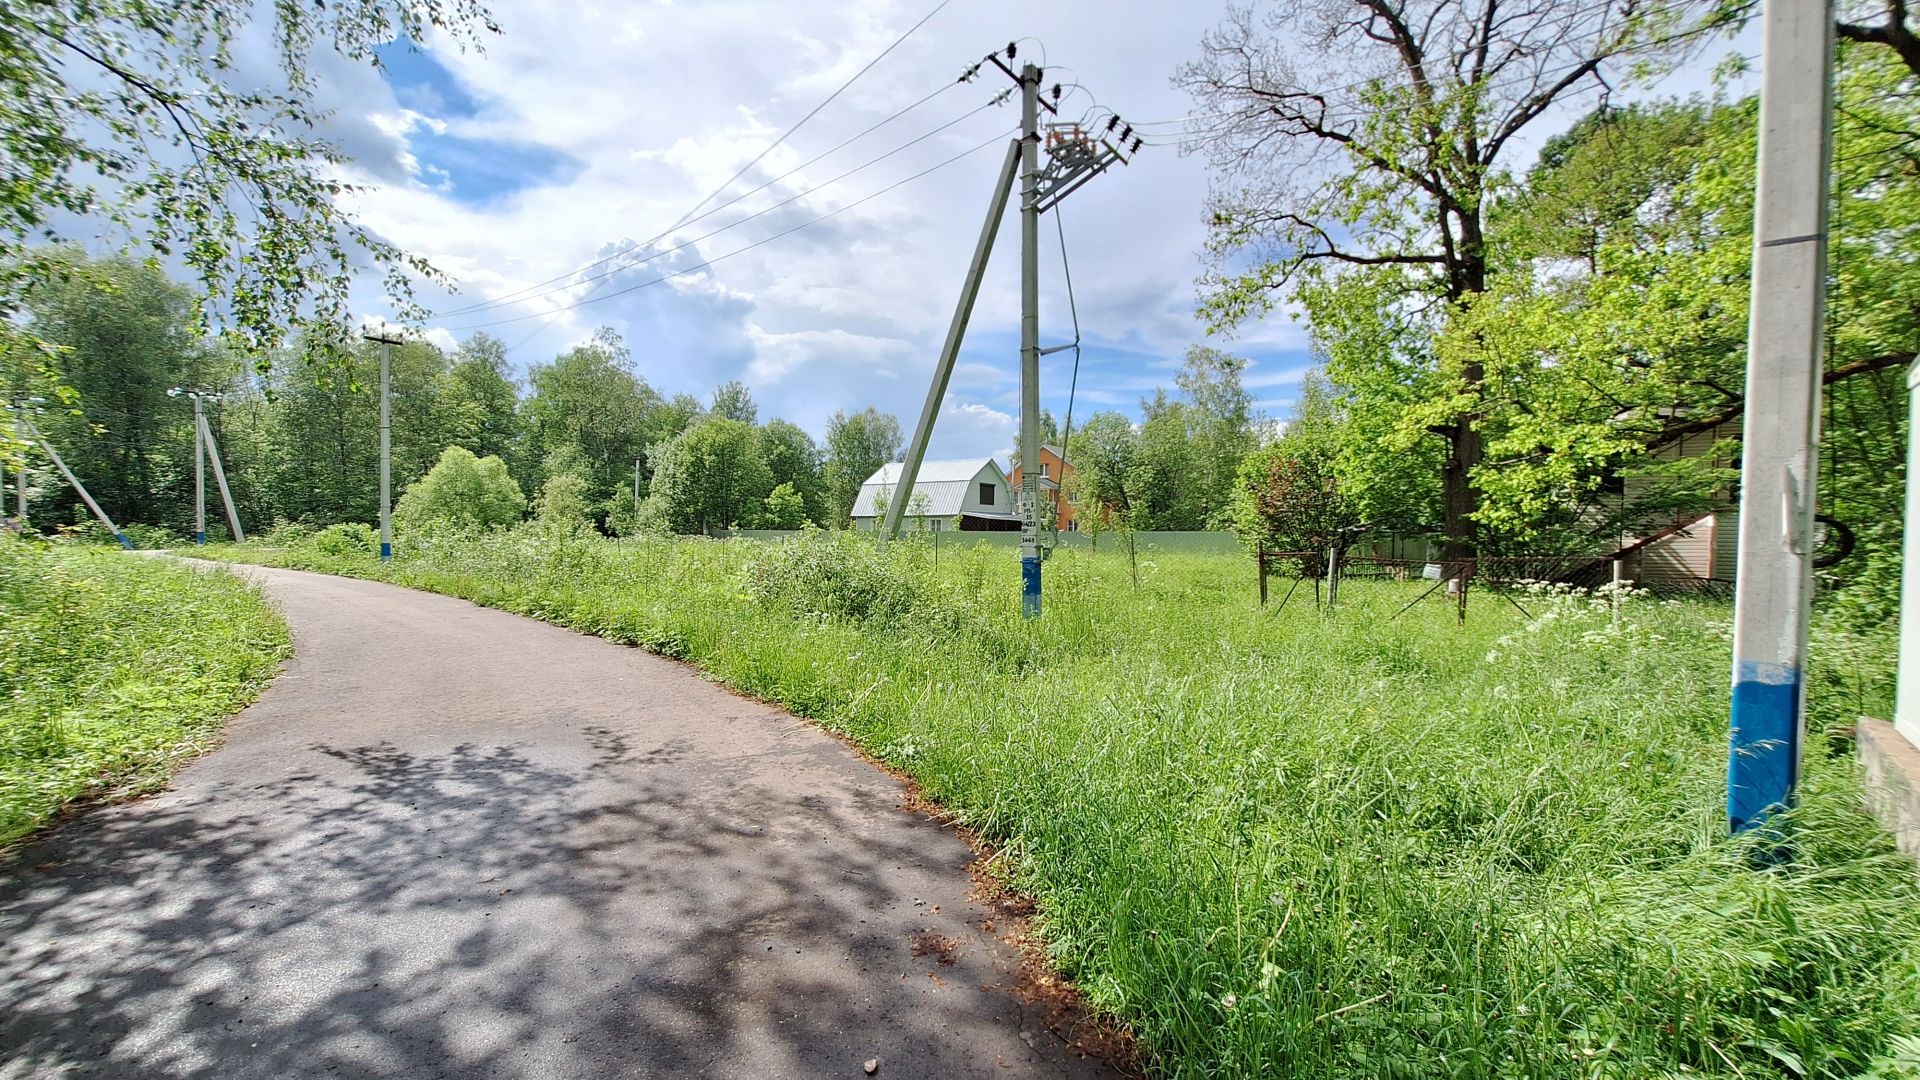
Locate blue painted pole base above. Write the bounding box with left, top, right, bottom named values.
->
left=380, top=542, right=393, bottom=561
left=116, top=533, right=134, bottom=550
left=1021, top=555, right=1041, bottom=619
left=194, top=531, right=206, bottom=545
left=1728, top=661, right=1803, bottom=834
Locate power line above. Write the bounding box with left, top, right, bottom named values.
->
left=434, top=95, right=1006, bottom=322
left=673, top=0, right=958, bottom=229
left=471, top=0, right=957, bottom=350
left=445, top=128, right=1018, bottom=333
left=431, top=82, right=965, bottom=320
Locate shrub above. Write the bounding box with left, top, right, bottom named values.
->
left=394, top=446, right=525, bottom=534
left=533, top=469, right=595, bottom=531
left=745, top=528, right=920, bottom=622
left=309, top=522, right=379, bottom=558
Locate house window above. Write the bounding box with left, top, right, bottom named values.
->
left=929, top=518, right=943, bottom=532
left=979, top=482, right=995, bottom=505
left=1040, top=462, right=1049, bottom=478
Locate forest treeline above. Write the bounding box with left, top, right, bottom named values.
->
left=6, top=253, right=1275, bottom=539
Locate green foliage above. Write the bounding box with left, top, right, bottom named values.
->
left=200, top=532, right=1918, bottom=1080
left=822, top=407, right=902, bottom=526
left=532, top=471, right=594, bottom=533
left=757, top=418, right=825, bottom=523
left=15, top=252, right=235, bottom=531
left=0, top=540, right=287, bottom=845
left=0, top=0, right=495, bottom=379
left=759, top=481, right=808, bottom=529
left=709, top=379, right=757, bottom=424
left=441, top=333, right=522, bottom=463
left=393, top=446, right=524, bottom=535
left=1060, top=347, right=1260, bottom=532
left=1230, top=446, right=1356, bottom=554
left=645, top=415, right=775, bottom=534
left=309, top=522, right=379, bottom=558
left=744, top=529, right=922, bottom=623
left=519, top=329, right=670, bottom=509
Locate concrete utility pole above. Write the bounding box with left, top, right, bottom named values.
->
left=1727, top=0, right=1835, bottom=834
left=198, top=410, right=245, bottom=543
left=14, top=409, right=130, bottom=547
left=885, top=139, right=1022, bottom=541
left=170, top=388, right=243, bottom=543
left=189, top=391, right=206, bottom=543
left=363, top=324, right=405, bottom=561
left=1017, top=61, right=1043, bottom=619
left=634, top=457, right=643, bottom=515
left=889, top=45, right=1137, bottom=615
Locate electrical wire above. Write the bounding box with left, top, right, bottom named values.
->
left=432, top=95, right=1005, bottom=321
left=431, top=81, right=964, bottom=320
left=673, top=0, right=957, bottom=229
left=473, top=0, right=957, bottom=349
left=444, top=128, right=1018, bottom=333
left=1054, top=205, right=1083, bottom=458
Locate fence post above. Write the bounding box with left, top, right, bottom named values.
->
left=1258, top=551, right=1269, bottom=606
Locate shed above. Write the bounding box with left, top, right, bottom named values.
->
left=849, top=458, right=1020, bottom=531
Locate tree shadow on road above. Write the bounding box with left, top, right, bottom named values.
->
left=0, top=733, right=1106, bottom=1079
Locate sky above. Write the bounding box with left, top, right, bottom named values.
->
left=281, top=0, right=1756, bottom=463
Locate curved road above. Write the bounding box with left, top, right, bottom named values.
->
left=0, top=565, right=1122, bottom=1080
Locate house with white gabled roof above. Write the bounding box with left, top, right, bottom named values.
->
left=848, top=458, right=1021, bottom=531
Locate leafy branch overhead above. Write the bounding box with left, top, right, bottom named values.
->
left=0, top=0, right=498, bottom=368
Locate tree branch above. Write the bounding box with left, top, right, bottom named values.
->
left=1644, top=351, right=1915, bottom=453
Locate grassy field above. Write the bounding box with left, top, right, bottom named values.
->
left=0, top=541, right=289, bottom=848
left=199, top=526, right=1920, bottom=1079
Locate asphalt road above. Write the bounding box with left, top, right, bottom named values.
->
left=0, top=565, right=1122, bottom=1080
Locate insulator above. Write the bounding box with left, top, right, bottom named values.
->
left=1006, top=41, right=1017, bottom=59
left=1121, top=125, right=1132, bottom=142
left=1131, top=136, right=1143, bottom=152
left=1051, top=84, right=1062, bottom=100
left=1105, top=116, right=1119, bottom=133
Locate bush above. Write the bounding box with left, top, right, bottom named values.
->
left=393, top=446, right=525, bottom=534
left=533, top=469, right=595, bottom=531
left=745, top=528, right=921, bottom=622
left=0, top=539, right=288, bottom=844
left=310, top=522, right=380, bottom=558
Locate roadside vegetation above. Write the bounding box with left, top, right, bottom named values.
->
left=0, top=541, right=288, bottom=847
left=197, top=526, right=1920, bottom=1079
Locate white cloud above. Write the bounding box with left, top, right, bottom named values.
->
left=297, top=0, right=1753, bottom=460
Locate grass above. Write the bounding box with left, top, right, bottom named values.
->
left=0, top=540, right=289, bottom=847
left=197, top=526, right=1920, bottom=1079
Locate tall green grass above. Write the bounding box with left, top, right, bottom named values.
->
left=0, top=542, right=289, bottom=846
left=207, top=528, right=1920, bottom=1079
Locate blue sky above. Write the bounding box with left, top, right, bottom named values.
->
left=304, top=0, right=1756, bottom=463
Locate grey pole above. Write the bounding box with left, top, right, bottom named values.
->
left=380, top=339, right=392, bottom=559
left=634, top=457, right=642, bottom=514
left=18, top=413, right=130, bottom=547
left=363, top=325, right=403, bottom=560
left=886, top=138, right=1023, bottom=541
left=192, top=391, right=206, bottom=544
left=1018, top=61, right=1042, bottom=619
left=1726, top=0, right=1835, bottom=834
left=199, top=411, right=245, bottom=543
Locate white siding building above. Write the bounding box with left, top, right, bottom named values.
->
left=848, top=458, right=1021, bottom=531
left=1618, top=420, right=1741, bottom=588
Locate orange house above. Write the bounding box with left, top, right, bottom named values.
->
left=1007, top=443, right=1080, bottom=531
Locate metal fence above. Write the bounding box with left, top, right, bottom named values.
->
left=716, top=528, right=1246, bottom=555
